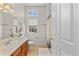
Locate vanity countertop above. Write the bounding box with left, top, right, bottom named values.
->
left=0, top=37, right=28, bottom=56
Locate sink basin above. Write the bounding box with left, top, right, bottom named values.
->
left=0, top=38, right=19, bottom=50
left=0, top=38, right=18, bottom=46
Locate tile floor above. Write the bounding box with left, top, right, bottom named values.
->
left=27, top=45, right=48, bottom=56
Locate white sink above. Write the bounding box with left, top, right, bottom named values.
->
left=0, top=38, right=19, bottom=51
left=0, top=38, right=18, bottom=46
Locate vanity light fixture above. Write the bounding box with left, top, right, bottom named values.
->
left=0, top=3, right=13, bottom=13
left=0, top=3, right=16, bottom=16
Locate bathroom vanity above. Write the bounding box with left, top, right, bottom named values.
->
left=0, top=38, right=29, bottom=56
left=0, top=4, right=28, bottom=56
left=11, top=40, right=29, bottom=56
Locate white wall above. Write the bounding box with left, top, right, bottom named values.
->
left=12, top=3, right=26, bottom=36
left=0, top=12, right=13, bottom=39
left=46, top=4, right=51, bottom=18
left=0, top=12, right=2, bottom=39
left=25, top=5, right=48, bottom=45
left=51, top=3, right=58, bottom=55
left=74, top=3, right=79, bottom=55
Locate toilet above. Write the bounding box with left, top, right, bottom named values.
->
left=28, top=40, right=34, bottom=49
left=27, top=33, right=36, bottom=49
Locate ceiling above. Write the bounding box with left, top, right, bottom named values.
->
left=9, top=3, right=50, bottom=20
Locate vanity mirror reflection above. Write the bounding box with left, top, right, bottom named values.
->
left=0, top=11, right=26, bottom=40
left=0, top=4, right=29, bottom=56
left=9, top=17, right=25, bottom=39
left=0, top=12, right=13, bottom=39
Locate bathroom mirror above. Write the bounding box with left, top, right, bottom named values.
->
left=0, top=4, right=26, bottom=40
left=9, top=16, right=26, bottom=39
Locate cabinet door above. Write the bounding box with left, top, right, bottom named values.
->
left=11, top=42, right=29, bottom=56
left=22, top=47, right=26, bottom=56
left=17, top=52, right=22, bottom=56
left=26, top=43, right=29, bottom=55
left=21, top=42, right=29, bottom=56
left=11, top=47, right=21, bottom=56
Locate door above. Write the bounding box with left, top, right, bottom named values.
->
left=51, top=3, right=76, bottom=56
left=57, top=3, right=75, bottom=56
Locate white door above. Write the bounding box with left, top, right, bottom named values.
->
left=51, top=3, right=76, bottom=56
left=58, top=3, right=76, bottom=56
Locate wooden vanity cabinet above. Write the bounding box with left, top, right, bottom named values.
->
left=21, top=42, right=28, bottom=56
left=11, top=41, right=29, bottom=56
left=11, top=47, right=21, bottom=56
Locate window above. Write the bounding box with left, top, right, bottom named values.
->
left=27, top=9, right=38, bottom=33
left=28, top=19, right=38, bottom=33
left=29, top=25, right=37, bottom=33
left=28, top=19, right=38, bottom=25
left=28, top=10, right=38, bottom=16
